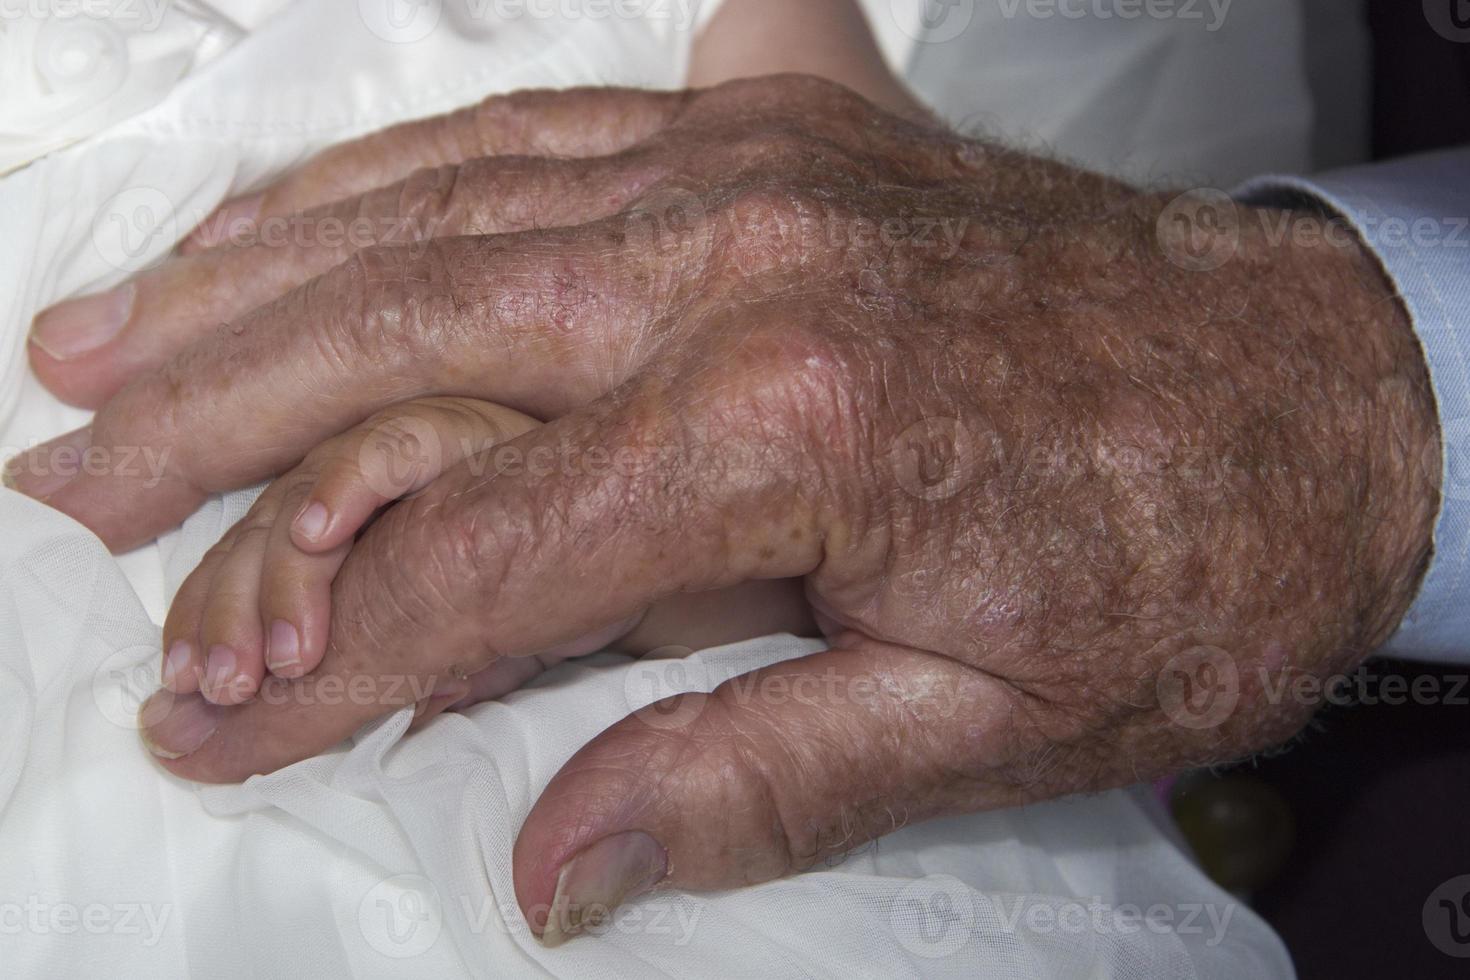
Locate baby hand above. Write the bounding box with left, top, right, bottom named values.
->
left=163, top=394, right=816, bottom=709
left=162, top=397, right=550, bottom=703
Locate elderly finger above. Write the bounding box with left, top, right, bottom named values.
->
left=515, top=640, right=1029, bottom=945
left=16, top=217, right=690, bottom=551
left=183, top=86, right=689, bottom=252
left=31, top=150, right=672, bottom=409
left=136, top=380, right=828, bottom=779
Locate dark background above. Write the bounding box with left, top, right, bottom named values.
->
left=1185, top=7, right=1470, bottom=978
left=1368, top=0, right=1470, bottom=159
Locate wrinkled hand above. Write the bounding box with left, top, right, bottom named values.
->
left=9, top=76, right=1440, bottom=944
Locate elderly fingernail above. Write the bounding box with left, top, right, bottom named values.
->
left=266, top=621, right=301, bottom=676
left=293, top=501, right=330, bottom=543
left=30, top=284, right=135, bottom=360
left=539, top=831, right=668, bottom=947
left=5, top=426, right=92, bottom=499
left=139, top=690, right=221, bottom=759
left=162, top=641, right=194, bottom=690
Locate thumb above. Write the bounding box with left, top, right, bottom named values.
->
left=512, top=639, right=1028, bottom=946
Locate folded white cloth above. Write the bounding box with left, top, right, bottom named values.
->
left=0, top=3, right=1296, bottom=977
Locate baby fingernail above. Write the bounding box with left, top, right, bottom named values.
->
left=5, top=426, right=92, bottom=499
left=204, top=645, right=239, bottom=701
left=539, top=831, right=668, bottom=947
left=293, top=501, right=329, bottom=543
left=139, top=690, right=221, bottom=759
left=163, top=641, right=194, bottom=690
left=30, top=284, right=135, bottom=361
left=266, top=621, right=301, bottom=676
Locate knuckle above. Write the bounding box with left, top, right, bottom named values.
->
left=406, top=486, right=530, bottom=638
left=388, top=163, right=462, bottom=241
left=466, top=88, right=546, bottom=152
left=320, top=243, right=457, bottom=370
left=728, top=126, right=820, bottom=173
left=716, top=181, right=829, bottom=273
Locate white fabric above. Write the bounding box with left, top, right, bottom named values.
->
left=694, top=0, right=1320, bottom=184
left=899, top=0, right=1316, bottom=185
left=0, top=2, right=1294, bottom=977
left=0, top=0, right=264, bottom=176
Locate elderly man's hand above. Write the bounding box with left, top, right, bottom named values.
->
left=9, top=76, right=1440, bottom=944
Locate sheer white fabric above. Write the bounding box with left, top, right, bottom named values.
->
left=0, top=2, right=1295, bottom=976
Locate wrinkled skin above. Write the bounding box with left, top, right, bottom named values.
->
left=9, top=76, right=1440, bottom=942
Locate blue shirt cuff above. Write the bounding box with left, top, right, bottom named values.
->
left=1237, top=147, right=1470, bottom=664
